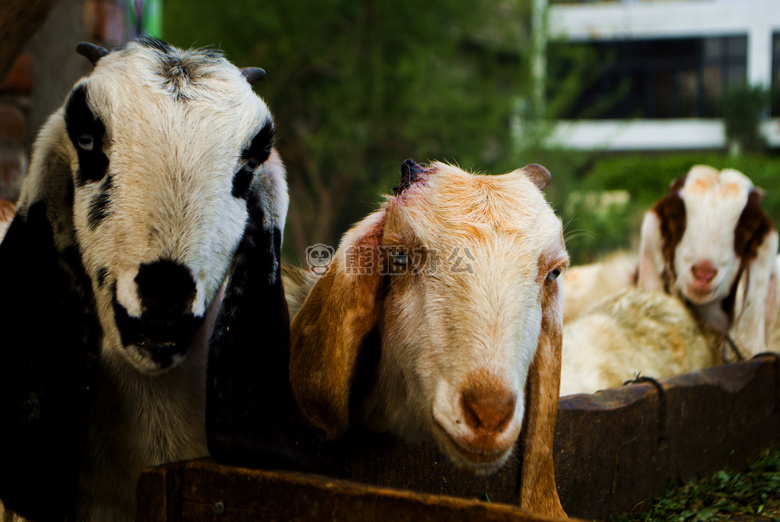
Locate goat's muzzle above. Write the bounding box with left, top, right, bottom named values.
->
left=112, top=260, right=204, bottom=369
left=431, top=373, right=522, bottom=474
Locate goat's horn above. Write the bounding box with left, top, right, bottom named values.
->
left=521, top=164, right=551, bottom=191
left=76, top=42, right=109, bottom=66
left=242, top=67, right=266, bottom=84
left=393, top=158, right=426, bottom=196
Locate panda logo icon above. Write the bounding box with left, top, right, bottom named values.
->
left=306, top=244, right=335, bottom=275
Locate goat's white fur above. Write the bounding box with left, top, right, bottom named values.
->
left=560, top=251, right=637, bottom=324
left=560, top=288, right=722, bottom=396
left=0, top=40, right=287, bottom=522
left=638, top=165, right=779, bottom=359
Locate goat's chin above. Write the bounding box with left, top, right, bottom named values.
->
left=430, top=421, right=516, bottom=476
left=117, top=343, right=188, bottom=376
left=682, top=283, right=720, bottom=305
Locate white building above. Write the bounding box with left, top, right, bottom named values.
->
left=547, top=0, right=780, bottom=150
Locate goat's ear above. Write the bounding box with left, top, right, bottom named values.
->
left=0, top=134, right=99, bottom=520
left=519, top=164, right=551, bottom=191
left=206, top=154, right=320, bottom=469
left=637, top=209, right=668, bottom=292
left=519, top=273, right=567, bottom=517
left=730, top=192, right=778, bottom=357
left=289, top=211, right=386, bottom=439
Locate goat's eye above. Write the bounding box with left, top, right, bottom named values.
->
left=391, top=250, right=409, bottom=266
left=77, top=134, right=95, bottom=151
left=546, top=267, right=561, bottom=282
left=244, top=158, right=260, bottom=172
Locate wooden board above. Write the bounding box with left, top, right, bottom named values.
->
left=137, top=460, right=569, bottom=522
left=136, top=355, right=780, bottom=521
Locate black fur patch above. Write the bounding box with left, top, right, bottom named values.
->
left=233, top=121, right=275, bottom=199
left=143, top=37, right=225, bottom=102
left=207, top=192, right=323, bottom=469
left=87, top=175, right=113, bottom=230
left=244, top=120, right=275, bottom=165
left=0, top=201, right=100, bottom=520
left=65, top=85, right=109, bottom=185
left=113, top=260, right=202, bottom=367
left=232, top=168, right=253, bottom=200
left=135, top=259, right=196, bottom=318
left=96, top=266, right=109, bottom=287
left=135, top=36, right=174, bottom=55
left=112, top=293, right=203, bottom=367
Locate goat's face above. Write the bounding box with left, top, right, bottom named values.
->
left=59, top=40, right=283, bottom=374
left=377, top=163, right=567, bottom=474
left=654, top=166, right=760, bottom=306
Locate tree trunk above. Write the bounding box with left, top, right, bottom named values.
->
left=0, top=0, right=57, bottom=83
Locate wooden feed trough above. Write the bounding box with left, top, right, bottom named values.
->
left=137, top=355, right=779, bottom=521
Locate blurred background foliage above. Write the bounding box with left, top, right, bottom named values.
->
left=163, top=1, right=780, bottom=266
left=164, top=0, right=533, bottom=262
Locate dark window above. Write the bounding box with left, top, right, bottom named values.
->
left=548, top=36, right=748, bottom=119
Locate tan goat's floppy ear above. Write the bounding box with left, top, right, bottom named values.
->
left=519, top=279, right=567, bottom=517
left=290, top=211, right=386, bottom=439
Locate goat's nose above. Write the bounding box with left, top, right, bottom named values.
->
left=691, top=260, right=718, bottom=283
left=460, top=386, right=517, bottom=434
left=135, top=259, right=196, bottom=318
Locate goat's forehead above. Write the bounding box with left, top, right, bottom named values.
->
left=682, top=166, right=752, bottom=204
left=84, top=43, right=268, bottom=136
left=387, top=166, right=563, bottom=253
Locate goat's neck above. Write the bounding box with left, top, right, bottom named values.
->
left=77, top=298, right=218, bottom=522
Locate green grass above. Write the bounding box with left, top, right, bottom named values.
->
left=611, top=448, right=780, bottom=522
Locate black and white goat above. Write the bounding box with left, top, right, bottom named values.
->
left=0, top=39, right=290, bottom=521
left=638, top=165, right=780, bottom=360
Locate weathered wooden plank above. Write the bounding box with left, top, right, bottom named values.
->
left=176, top=459, right=566, bottom=522
left=136, top=357, right=779, bottom=521
left=554, top=355, right=780, bottom=519
left=135, top=461, right=186, bottom=522
left=314, top=429, right=521, bottom=504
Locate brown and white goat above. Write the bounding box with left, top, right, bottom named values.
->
left=560, top=288, right=722, bottom=396
left=286, top=160, right=569, bottom=518
left=638, top=165, right=780, bottom=360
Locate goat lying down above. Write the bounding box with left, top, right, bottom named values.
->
left=0, top=39, right=288, bottom=522
left=285, top=160, right=569, bottom=518
left=560, top=288, right=722, bottom=396
left=638, top=165, right=780, bottom=360
left=560, top=250, right=637, bottom=324
left=0, top=199, right=14, bottom=241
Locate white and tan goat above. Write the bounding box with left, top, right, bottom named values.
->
left=0, top=39, right=288, bottom=522
left=560, top=288, right=722, bottom=396
left=638, top=165, right=780, bottom=360
left=286, top=160, right=569, bottom=518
